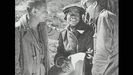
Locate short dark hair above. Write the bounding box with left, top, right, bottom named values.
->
left=27, top=0, right=46, bottom=13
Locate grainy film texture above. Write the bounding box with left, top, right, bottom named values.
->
left=15, top=0, right=119, bottom=75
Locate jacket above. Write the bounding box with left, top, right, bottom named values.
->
left=54, top=20, right=94, bottom=66
left=92, top=9, right=118, bottom=75
left=15, top=14, right=48, bottom=75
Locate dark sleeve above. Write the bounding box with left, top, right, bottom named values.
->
left=38, top=23, right=48, bottom=57
left=86, top=25, right=95, bottom=56
left=54, top=32, right=66, bottom=64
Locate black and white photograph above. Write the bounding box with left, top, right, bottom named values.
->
left=15, top=0, right=119, bottom=75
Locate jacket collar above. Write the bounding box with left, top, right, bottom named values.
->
left=66, top=20, right=87, bottom=31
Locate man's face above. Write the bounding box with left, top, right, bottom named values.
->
left=66, top=11, right=80, bottom=26
left=86, top=1, right=97, bottom=19
left=83, top=1, right=92, bottom=9
left=86, top=2, right=92, bottom=8
left=32, top=5, right=48, bottom=22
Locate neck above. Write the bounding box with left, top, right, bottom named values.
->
left=93, top=5, right=101, bottom=19
left=69, top=20, right=85, bottom=30
left=28, top=17, right=40, bottom=31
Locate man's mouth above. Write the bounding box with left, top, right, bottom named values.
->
left=70, top=18, right=77, bottom=23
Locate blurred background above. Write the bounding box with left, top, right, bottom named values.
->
left=15, top=0, right=118, bottom=68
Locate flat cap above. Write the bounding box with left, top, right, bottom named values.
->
left=63, top=2, right=85, bottom=15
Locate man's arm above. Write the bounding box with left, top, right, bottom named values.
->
left=15, top=14, right=29, bottom=75
left=15, top=26, right=26, bottom=75
left=86, top=25, right=94, bottom=59
left=54, top=32, right=66, bottom=67
left=92, top=10, right=118, bottom=75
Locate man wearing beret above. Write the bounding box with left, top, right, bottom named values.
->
left=48, top=3, right=94, bottom=75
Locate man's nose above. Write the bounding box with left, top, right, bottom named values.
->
left=70, top=15, right=77, bottom=19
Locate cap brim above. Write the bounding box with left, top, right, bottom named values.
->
left=63, top=3, right=85, bottom=15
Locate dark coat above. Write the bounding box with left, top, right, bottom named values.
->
left=53, top=20, right=94, bottom=75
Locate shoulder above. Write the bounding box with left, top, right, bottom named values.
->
left=98, top=9, right=118, bottom=32
left=60, top=29, right=67, bottom=36
left=57, top=28, right=68, bottom=41
left=98, top=9, right=118, bottom=25
left=15, top=14, right=28, bottom=29
left=99, top=9, right=116, bottom=19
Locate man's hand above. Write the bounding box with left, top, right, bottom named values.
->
left=55, top=57, right=67, bottom=68
left=55, top=56, right=72, bottom=72
left=86, top=48, right=93, bottom=59
left=61, top=60, right=71, bottom=73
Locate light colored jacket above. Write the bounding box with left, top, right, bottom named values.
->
left=92, top=9, right=118, bottom=75
left=15, top=14, right=48, bottom=75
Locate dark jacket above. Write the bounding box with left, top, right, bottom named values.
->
left=54, top=20, right=94, bottom=65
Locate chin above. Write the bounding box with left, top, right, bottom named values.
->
left=70, top=24, right=76, bottom=26
left=70, top=23, right=78, bottom=26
